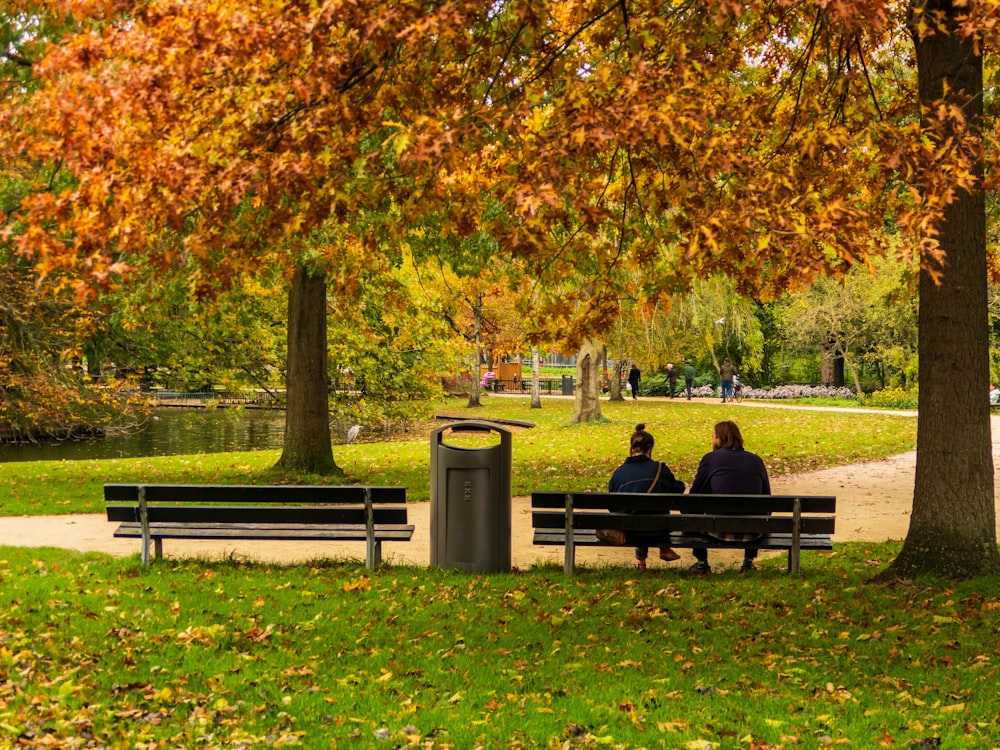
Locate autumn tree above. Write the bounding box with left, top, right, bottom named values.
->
left=4, top=0, right=507, bottom=473
left=420, top=1, right=997, bottom=576
left=882, top=1, right=997, bottom=578
left=8, top=0, right=1000, bottom=576
left=0, top=3, right=146, bottom=437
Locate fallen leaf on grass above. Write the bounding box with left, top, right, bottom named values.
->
left=342, top=576, right=370, bottom=592
left=656, top=721, right=687, bottom=732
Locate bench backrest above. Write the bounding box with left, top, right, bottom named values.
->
left=531, top=492, right=835, bottom=514
left=105, top=484, right=408, bottom=525
left=531, top=492, right=835, bottom=535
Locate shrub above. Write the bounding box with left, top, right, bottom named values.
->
left=860, top=386, right=918, bottom=410
left=740, top=384, right=857, bottom=400
left=639, top=373, right=672, bottom=396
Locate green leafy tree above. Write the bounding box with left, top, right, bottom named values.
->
left=2, top=1, right=502, bottom=473
left=778, top=256, right=918, bottom=392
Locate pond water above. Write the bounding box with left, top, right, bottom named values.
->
left=0, top=408, right=287, bottom=463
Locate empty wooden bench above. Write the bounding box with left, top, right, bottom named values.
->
left=105, top=484, right=413, bottom=570
left=532, top=491, right=836, bottom=575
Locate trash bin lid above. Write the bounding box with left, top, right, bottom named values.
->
left=431, top=420, right=512, bottom=446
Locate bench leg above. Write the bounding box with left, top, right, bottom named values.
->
left=154, top=538, right=163, bottom=562
left=366, top=541, right=382, bottom=571
left=790, top=498, right=802, bottom=574
left=789, top=546, right=800, bottom=575
left=364, top=488, right=379, bottom=571
left=139, top=486, right=151, bottom=568
left=563, top=493, right=575, bottom=576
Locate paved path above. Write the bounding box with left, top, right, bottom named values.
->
left=3, top=405, right=996, bottom=572
left=0, top=457, right=920, bottom=571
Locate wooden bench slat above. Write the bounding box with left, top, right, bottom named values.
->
left=531, top=511, right=835, bottom=535
left=533, top=529, right=833, bottom=551
left=113, top=522, right=415, bottom=542
left=104, top=484, right=407, bottom=505
left=107, top=504, right=408, bottom=525
left=531, top=492, right=836, bottom=514
left=667, top=532, right=832, bottom=551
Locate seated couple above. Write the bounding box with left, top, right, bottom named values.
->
left=604, top=421, right=771, bottom=573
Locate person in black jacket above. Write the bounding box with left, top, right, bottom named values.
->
left=627, top=363, right=640, bottom=399
left=607, top=423, right=685, bottom=569
left=688, top=420, right=771, bottom=573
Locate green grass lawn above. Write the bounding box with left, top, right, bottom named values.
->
left=0, top=542, right=996, bottom=748
left=0, top=396, right=916, bottom=515
left=1, top=398, right=988, bottom=749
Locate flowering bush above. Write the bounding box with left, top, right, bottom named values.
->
left=859, top=387, right=918, bottom=410
left=642, top=379, right=916, bottom=405
left=740, top=384, right=857, bottom=400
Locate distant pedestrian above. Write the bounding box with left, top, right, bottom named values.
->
left=667, top=363, right=678, bottom=398
left=628, top=364, right=640, bottom=400
left=719, top=358, right=736, bottom=403
left=684, top=360, right=695, bottom=400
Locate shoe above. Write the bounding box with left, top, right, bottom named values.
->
left=741, top=561, right=756, bottom=572
left=659, top=547, right=681, bottom=562
left=690, top=561, right=711, bottom=573
left=636, top=559, right=647, bottom=570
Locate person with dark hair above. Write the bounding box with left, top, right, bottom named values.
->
left=627, top=363, right=640, bottom=400
left=606, top=423, right=685, bottom=569
left=688, top=420, right=771, bottom=573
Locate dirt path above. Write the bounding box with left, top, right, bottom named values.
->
left=3, top=413, right=998, bottom=571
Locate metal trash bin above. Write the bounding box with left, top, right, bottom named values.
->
left=430, top=420, right=512, bottom=573
left=561, top=374, right=575, bottom=395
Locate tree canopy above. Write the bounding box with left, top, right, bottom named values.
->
left=5, top=0, right=1000, bottom=576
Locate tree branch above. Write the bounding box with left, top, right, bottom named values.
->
left=3, top=50, right=33, bottom=67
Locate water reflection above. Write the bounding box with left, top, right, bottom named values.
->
left=0, top=408, right=286, bottom=462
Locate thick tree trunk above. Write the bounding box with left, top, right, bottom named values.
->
left=882, top=5, right=999, bottom=578
left=820, top=347, right=844, bottom=387
left=570, top=337, right=603, bottom=423
left=609, top=366, right=624, bottom=401
left=609, top=351, right=625, bottom=402
left=275, top=265, right=339, bottom=475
